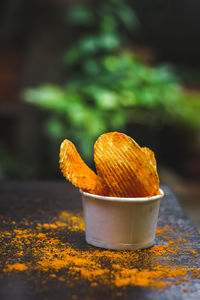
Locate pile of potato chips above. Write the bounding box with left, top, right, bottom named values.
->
left=59, top=132, right=160, bottom=197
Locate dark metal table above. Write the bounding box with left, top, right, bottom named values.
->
left=0, top=181, right=199, bottom=300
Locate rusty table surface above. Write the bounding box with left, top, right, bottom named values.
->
left=0, top=181, right=199, bottom=300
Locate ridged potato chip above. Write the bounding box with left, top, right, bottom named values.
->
left=142, top=147, right=157, bottom=169
left=59, top=139, right=97, bottom=193
left=95, top=171, right=110, bottom=196
left=94, top=132, right=159, bottom=197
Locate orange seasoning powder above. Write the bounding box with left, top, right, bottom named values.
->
left=0, top=211, right=199, bottom=292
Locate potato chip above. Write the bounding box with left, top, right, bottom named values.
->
left=142, top=147, right=157, bottom=169
left=95, top=171, right=110, bottom=196
left=94, top=132, right=159, bottom=197
left=59, top=139, right=97, bottom=193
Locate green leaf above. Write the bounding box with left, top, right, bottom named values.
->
left=23, top=85, right=66, bottom=111
left=117, top=5, right=140, bottom=31
left=98, top=33, right=121, bottom=50
left=79, top=36, right=98, bottom=54
left=67, top=5, right=94, bottom=25
left=103, top=55, right=120, bottom=72
left=119, top=91, right=137, bottom=107
left=64, top=48, right=80, bottom=66
left=103, top=54, right=134, bottom=72
left=45, top=117, right=67, bottom=139
left=101, top=16, right=117, bottom=32
left=67, top=101, right=88, bottom=126
left=82, top=59, right=100, bottom=75
left=85, top=86, right=119, bottom=110
left=110, top=111, right=126, bottom=128
left=85, top=111, right=107, bottom=137
left=95, top=90, right=119, bottom=109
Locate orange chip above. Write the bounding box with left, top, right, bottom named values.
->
left=142, top=147, right=157, bottom=169
left=59, top=139, right=97, bottom=193
left=142, top=147, right=161, bottom=195
left=95, top=172, right=110, bottom=196
left=94, top=132, right=159, bottom=197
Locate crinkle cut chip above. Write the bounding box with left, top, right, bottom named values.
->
left=59, top=139, right=97, bottom=193
left=94, top=132, right=159, bottom=197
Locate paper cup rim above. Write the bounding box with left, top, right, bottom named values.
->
left=80, top=188, right=164, bottom=203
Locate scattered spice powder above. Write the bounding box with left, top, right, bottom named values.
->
left=190, top=250, right=198, bottom=255
left=3, top=263, right=28, bottom=272
left=156, top=225, right=171, bottom=236
left=0, top=211, right=199, bottom=291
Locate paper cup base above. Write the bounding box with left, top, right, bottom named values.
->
left=86, top=237, right=154, bottom=250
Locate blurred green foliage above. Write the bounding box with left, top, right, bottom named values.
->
left=23, top=0, right=200, bottom=162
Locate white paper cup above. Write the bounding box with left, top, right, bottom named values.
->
left=80, top=189, right=164, bottom=250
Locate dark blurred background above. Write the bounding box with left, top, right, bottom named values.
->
left=0, top=0, right=199, bottom=227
